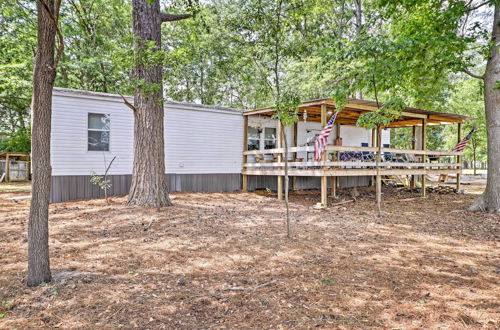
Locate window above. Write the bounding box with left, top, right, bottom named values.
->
left=88, top=113, right=110, bottom=151
left=264, top=127, right=276, bottom=149
left=248, top=127, right=260, bottom=150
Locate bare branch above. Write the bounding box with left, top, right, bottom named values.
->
left=160, top=13, right=191, bottom=22
left=467, top=0, right=492, bottom=12
left=463, top=68, right=485, bottom=80
left=118, top=93, right=136, bottom=111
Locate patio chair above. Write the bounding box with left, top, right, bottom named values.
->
left=361, top=143, right=374, bottom=162
left=382, top=144, right=394, bottom=162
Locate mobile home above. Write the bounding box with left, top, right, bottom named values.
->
left=50, top=88, right=466, bottom=204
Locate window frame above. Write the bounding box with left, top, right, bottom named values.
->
left=263, top=127, right=277, bottom=150
left=87, top=112, right=111, bottom=152
left=247, top=127, right=260, bottom=151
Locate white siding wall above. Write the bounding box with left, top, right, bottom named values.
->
left=51, top=94, right=134, bottom=176
left=51, top=90, right=243, bottom=176
left=164, top=104, right=243, bottom=174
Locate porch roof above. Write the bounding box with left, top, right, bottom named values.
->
left=243, top=98, right=471, bottom=128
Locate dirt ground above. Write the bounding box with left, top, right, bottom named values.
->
left=0, top=178, right=498, bottom=329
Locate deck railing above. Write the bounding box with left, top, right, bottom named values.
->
left=242, top=146, right=462, bottom=176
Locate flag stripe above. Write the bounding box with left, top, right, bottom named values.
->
left=451, top=129, right=474, bottom=152
left=314, top=113, right=338, bottom=161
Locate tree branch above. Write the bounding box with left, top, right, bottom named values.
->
left=118, top=93, right=136, bottom=111
left=160, top=13, right=191, bottom=22
left=462, top=68, right=485, bottom=80
left=467, top=0, right=491, bottom=12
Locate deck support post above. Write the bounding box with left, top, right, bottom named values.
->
left=331, top=176, right=336, bottom=198
left=410, top=125, right=416, bottom=190
left=292, top=121, right=298, bottom=191
left=421, top=119, right=427, bottom=197
left=277, top=121, right=284, bottom=200
left=334, top=123, right=341, bottom=193
left=320, top=104, right=328, bottom=207
left=5, top=153, right=10, bottom=183
left=242, top=116, right=248, bottom=192
left=456, top=123, right=462, bottom=191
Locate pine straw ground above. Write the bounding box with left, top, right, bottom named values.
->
left=0, top=180, right=499, bottom=329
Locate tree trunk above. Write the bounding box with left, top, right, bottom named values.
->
left=470, top=5, right=500, bottom=212
left=27, top=0, right=59, bottom=287
left=128, top=0, right=171, bottom=207
left=376, top=125, right=382, bottom=217
left=282, top=127, right=291, bottom=238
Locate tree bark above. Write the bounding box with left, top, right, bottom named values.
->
left=470, top=5, right=500, bottom=212
left=282, top=127, right=291, bottom=238
left=376, top=125, right=382, bottom=217
left=27, top=0, right=60, bottom=287
left=128, top=0, right=188, bottom=207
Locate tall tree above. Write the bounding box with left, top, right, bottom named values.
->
left=127, top=0, right=190, bottom=207
left=27, top=0, right=63, bottom=287
left=470, top=4, right=500, bottom=211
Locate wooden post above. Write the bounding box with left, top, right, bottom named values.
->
left=5, top=153, right=10, bottom=183
left=277, top=121, right=283, bottom=200
left=335, top=123, right=341, bottom=193
left=456, top=123, right=462, bottom=191
left=421, top=119, right=427, bottom=197
left=331, top=177, right=337, bottom=198
left=410, top=126, right=416, bottom=190
left=320, top=104, right=327, bottom=207
left=292, top=121, right=298, bottom=191
left=242, top=116, right=248, bottom=191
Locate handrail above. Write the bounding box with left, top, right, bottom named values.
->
left=244, top=161, right=461, bottom=168
left=243, top=145, right=463, bottom=157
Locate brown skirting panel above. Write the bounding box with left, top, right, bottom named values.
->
left=50, top=173, right=242, bottom=203
left=50, top=174, right=368, bottom=203
left=247, top=175, right=370, bottom=192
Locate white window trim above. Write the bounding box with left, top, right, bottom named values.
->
left=263, top=127, right=277, bottom=150
left=87, top=112, right=111, bottom=152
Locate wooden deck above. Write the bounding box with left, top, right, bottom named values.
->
left=241, top=145, right=463, bottom=207
left=243, top=145, right=462, bottom=177
left=241, top=98, right=470, bottom=207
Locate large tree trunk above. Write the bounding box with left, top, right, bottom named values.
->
left=470, top=5, right=500, bottom=212
left=127, top=0, right=189, bottom=207
left=27, top=0, right=59, bottom=287
left=128, top=0, right=171, bottom=207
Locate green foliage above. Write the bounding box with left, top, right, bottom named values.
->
left=444, top=77, right=487, bottom=163
left=357, top=97, right=406, bottom=129
left=0, top=127, right=31, bottom=152
left=90, top=172, right=112, bottom=191
left=0, top=0, right=35, bottom=140
left=0, top=0, right=492, bottom=160
left=273, top=89, right=301, bottom=127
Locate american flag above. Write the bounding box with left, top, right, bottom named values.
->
left=314, top=112, right=338, bottom=161
left=452, top=128, right=475, bottom=152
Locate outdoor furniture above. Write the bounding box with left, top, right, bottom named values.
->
left=361, top=142, right=375, bottom=162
